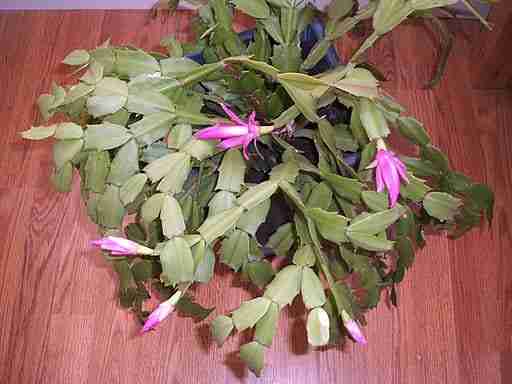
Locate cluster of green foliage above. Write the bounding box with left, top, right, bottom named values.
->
left=23, top=0, right=494, bottom=377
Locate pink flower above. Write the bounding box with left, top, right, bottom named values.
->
left=90, top=236, right=154, bottom=256
left=141, top=291, right=182, bottom=333
left=194, top=103, right=260, bottom=160
left=342, top=310, right=367, bottom=345
left=368, top=149, right=409, bottom=207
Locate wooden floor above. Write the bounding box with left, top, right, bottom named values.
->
left=0, top=10, right=510, bottom=384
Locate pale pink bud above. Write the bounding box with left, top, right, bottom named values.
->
left=341, top=310, right=367, bottom=345
left=141, top=291, right=182, bottom=333
left=90, top=236, right=154, bottom=256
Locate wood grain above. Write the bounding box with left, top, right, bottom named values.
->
left=472, top=2, right=512, bottom=89
left=0, top=10, right=510, bottom=384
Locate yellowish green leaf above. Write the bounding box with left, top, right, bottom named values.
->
left=264, top=265, right=302, bottom=306
left=21, top=125, right=56, bottom=140
left=62, top=49, right=90, bottom=66
left=232, top=297, right=271, bottom=331
left=301, top=267, right=326, bottom=309
left=120, top=174, right=147, bottom=206
left=306, top=307, right=330, bottom=347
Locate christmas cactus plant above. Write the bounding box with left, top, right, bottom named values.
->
left=22, top=0, right=494, bottom=377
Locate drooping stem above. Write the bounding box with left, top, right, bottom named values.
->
left=422, top=15, right=454, bottom=89
left=306, top=217, right=351, bottom=316
left=350, top=32, right=380, bottom=63
left=259, top=125, right=276, bottom=135
left=279, top=181, right=354, bottom=318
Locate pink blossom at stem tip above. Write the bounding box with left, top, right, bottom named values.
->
left=344, top=318, right=368, bottom=345
left=194, top=103, right=263, bottom=160
left=90, top=236, right=154, bottom=256
left=368, top=148, right=409, bottom=207
left=141, top=291, right=182, bottom=334
left=341, top=310, right=367, bottom=345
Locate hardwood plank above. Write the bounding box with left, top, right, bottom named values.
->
left=472, top=4, right=512, bottom=89
left=38, top=315, right=96, bottom=384
left=391, top=21, right=441, bottom=90
left=0, top=187, right=33, bottom=380
left=0, top=184, right=87, bottom=384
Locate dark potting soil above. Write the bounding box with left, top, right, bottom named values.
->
left=249, top=101, right=360, bottom=251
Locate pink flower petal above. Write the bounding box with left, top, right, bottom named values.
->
left=195, top=124, right=248, bottom=140
left=392, top=156, right=410, bottom=183
left=108, top=237, right=136, bottom=249
left=221, top=103, right=245, bottom=125
left=345, top=319, right=368, bottom=345
left=247, top=111, right=259, bottom=135
left=141, top=299, right=176, bottom=333
left=376, top=149, right=387, bottom=161
left=141, top=314, right=161, bottom=333
left=90, top=240, right=103, bottom=247
left=91, top=236, right=139, bottom=255
left=241, top=136, right=254, bottom=160
left=217, top=136, right=247, bottom=150
left=382, top=165, right=400, bottom=207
